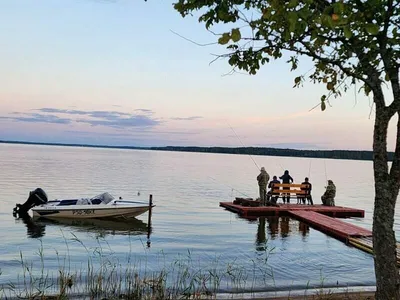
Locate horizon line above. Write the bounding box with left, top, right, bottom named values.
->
left=0, top=139, right=378, bottom=153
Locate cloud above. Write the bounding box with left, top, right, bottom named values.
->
left=171, top=116, right=203, bottom=121
left=76, top=115, right=160, bottom=128
left=36, top=108, right=132, bottom=118
left=2, top=108, right=161, bottom=129
left=87, top=111, right=131, bottom=119
left=135, top=109, right=154, bottom=115
left=0, top=113, right=71, bottom=124
left=64, top=129, right=201, bottom=136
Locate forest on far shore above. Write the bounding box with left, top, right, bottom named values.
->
left=149, top=146, right=394, bottom=161
left=0, top=140, right=393, bottom=161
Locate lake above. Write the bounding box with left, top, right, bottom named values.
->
left=0, top=143, right=397, bottom=297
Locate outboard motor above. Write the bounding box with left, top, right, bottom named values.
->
left=13, top=188, right=48, bottom=217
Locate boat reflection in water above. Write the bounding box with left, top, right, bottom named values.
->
left=15, top=214, right=153, bottom=246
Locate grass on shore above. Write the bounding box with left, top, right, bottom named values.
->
left=0, top=232, right=375, bottom=300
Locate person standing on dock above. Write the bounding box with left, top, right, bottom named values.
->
left=279, top=170, right=293, bottom=204
left=321, top=180, right=336, bottom=206
left=301, top=177, right=313, bottom=205
left=257, top=167, right=270, bottom=206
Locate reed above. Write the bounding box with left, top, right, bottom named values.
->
left=0, top=233, right=372, bottom=300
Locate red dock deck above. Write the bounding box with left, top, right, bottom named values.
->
left=220, top=200, right=400, bottom=261
left=219, top=202, right=365, bottom=218
left=288, top=210, right=371, bottom=240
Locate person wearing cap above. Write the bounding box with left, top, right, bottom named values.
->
left=321, top=179, right=336, bottom=206
left=257, top=167, right=270, bottom=206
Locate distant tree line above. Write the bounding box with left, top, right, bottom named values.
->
left=150, top=146, right=395, bottom=161
left=0, top=140, right=394, bottom=161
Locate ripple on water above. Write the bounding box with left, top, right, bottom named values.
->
left=0, top=144, right=389, bottom=292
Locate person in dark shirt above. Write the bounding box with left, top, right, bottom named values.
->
left=279, top=170, right=293, bottom=204
left=301, top=177, right=313, bottom=205
left=267, top=176, right=281, bottom=204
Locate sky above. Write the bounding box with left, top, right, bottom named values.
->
left=0, top=0, right=397, bottom=151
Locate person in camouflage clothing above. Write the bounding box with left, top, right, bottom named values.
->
left=257, top=167, right=270, bottom=206
left=321, top=180, right=336, bottom=206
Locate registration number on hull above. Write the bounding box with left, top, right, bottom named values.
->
left=72, top=209, right=95, bottom=215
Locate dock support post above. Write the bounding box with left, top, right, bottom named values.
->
left=147, top=194, right=153, bottom=248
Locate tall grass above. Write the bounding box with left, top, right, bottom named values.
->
left=0, top=232, right=372, bottom=300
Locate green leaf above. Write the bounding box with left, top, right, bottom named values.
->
left=288, top=0, right=299, bottom=9
left=310, top=29, right=318, bottom=41
left=343, top=26, right=352, bottom=39
left=364, top=85, right=371, bottom=96
left=365, top=23, right=380, bottom=35
left=218, top=33, right=230, bottom=45
left=333, top=1, right=345, bottom=14
left=385, top=73, right=390, bottom=81
left=293, top=76, right=302, bottom=87
left=327, top=82, right=334, bottom=90
left=231, top=28, right=241, bottom=42
left=262, top=8, right=271, bottom=19
left=298, top=8, right=309, bottom=20
left=288, top=12, right=298, bottom=32
left=321, top=101, right=326, bottom=111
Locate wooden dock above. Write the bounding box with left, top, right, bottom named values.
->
left=219, top=202, right=365, bottom=218
left=221, top=200, right=400, bottom=263
left=287, top=210, right=371, bottom=240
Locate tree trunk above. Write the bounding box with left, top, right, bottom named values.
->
left=373, top=107, right=400, bottom=299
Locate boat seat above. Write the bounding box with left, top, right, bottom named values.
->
left=76, top=198, right=90, bottom=205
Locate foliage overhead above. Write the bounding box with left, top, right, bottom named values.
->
left=174, top=0, right=400, bottom=110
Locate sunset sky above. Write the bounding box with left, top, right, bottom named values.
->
left=0, top=0, right=397, bottom=150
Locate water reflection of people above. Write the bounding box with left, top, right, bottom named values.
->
left=256, top=217, right=267, bottom=251
left=266, top=216, right=279, bottom=239
left=255, top=216, right=310, bottom=246
left=280, top=216, right=290, bottom=238
left=298, top=221, right=310, bottom=237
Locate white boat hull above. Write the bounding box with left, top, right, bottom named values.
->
left=32, top=205, right=151, bottom=220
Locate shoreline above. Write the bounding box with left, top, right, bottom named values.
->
left=0, top=140, right=389, bottom=161
left=214, top=287, right=376, bottom=299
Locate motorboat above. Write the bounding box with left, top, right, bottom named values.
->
left=13, top=188, right=154, bottom=220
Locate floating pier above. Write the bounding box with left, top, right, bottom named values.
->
left=287, top=210, right=371, bottom=240
left=219, top=202, right=365, bottom=218
left=219, top=199, right=400, bottom=263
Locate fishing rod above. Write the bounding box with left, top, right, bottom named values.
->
left=208, top=176, right=252, bottom=198
left=324, top=160, right=328, bottom=183
left=308, top=160, right=312, bottom=178
left=227, top=122, right=260, bottom=171
left=227, top=121, right=287, bottom=174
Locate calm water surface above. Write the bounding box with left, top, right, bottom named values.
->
left=0, top=143, right=398, bottom=294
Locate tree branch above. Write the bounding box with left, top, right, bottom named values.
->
left=169, top=29, right=218, bottom=46
left=296, top=41, right=369, bottom=85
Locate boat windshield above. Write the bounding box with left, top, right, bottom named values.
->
left=90, top=192, right=115, bottom=204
